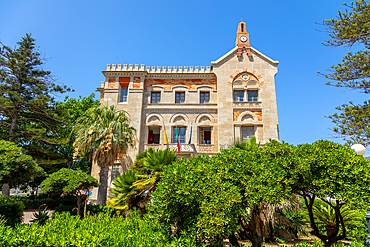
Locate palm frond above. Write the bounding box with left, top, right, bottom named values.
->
left=72, top=105, right=136, bottom=167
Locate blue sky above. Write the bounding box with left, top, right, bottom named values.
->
left=1, top=0, right=367, bottom=146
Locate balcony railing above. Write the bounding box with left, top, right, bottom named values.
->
left=144, top=143, right=196, bottom=153
left=196, top=144, right=216, bottom=153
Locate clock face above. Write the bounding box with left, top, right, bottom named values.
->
left=240, top=35, right=248, bottom=42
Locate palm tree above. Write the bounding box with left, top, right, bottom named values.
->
left=73, top=105, right=136, bottom=205
left=108, top=169, right=144, bottom=216
left=312, top=203, right=363, bottom=236
left=133, top=148, right=176, bottom=195
left=109, top=148, right=176, bottom=215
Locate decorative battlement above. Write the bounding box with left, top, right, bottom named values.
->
left=106, top=64, right=212, bottom=73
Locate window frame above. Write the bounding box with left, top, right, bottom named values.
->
left=148, top=126, right=161, bottom=144
left=151, top=92, right=161, bottom=104
left=247, top=90, right=258, bottom=102
left=175, top=92, right=185, bottom=103
left=120, top=87, right=128, bottom=103
left=199, top=126, right=212, bottom=144
left=233, top=90, right=244, bottom=102
left=111, top=164, right=121, bottom=182
left=200, top=91, right=210, bottom=104
left=241, top=126, right=255, bottom=141
left=173, top=126, right=186, bottom=144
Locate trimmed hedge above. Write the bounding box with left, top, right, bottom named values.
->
left=21, top=196, right=77, bottom=210
left=0, top=195, right=77, bottom=210
left=0, top=210, right=200, bottom=247
left=0, top=201, right=24, bottom=227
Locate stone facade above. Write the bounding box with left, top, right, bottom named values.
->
left=90, top=21, right=280, bottom=201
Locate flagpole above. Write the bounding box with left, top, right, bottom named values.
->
left=176, top=124, right=180, bottom=153
left=188, top=122, right=192, bottom=144
left=163, top=122, right=168, bottom=144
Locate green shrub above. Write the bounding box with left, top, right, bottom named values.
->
left=0, top=195, right=18, bottom=204
left=0, top=201, right=24, bottom=227
left=0, top=210, right=200, bottom=247
left=20, top=195, right=77, bottom=210
left=85, top=204, right=118, bottom=216
left=53, top=203, right=117, bottom=217
left=54, top=204, right=77, bottom=215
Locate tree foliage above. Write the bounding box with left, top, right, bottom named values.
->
left=0, top=140, right=45, bottom=187
left=152, top=140, right=370, bottom=247
left=152, top=143, right=295, bottom=246
left=53, top=93, right=99, bottom=171
left=0, top=33, right=71, bottom=145
left=73, top=105, right=136, bottom=205
left=0, top=34, right=72, bottom=195
left=321, top=1, right=370, bottom=145
left=40, top=168, right=99, bottom=215
left=290, top=140, right=370, bottom=247
left=21, top=94, right=99, bottom=194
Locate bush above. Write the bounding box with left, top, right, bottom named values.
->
left=0, top=195, right=18, bottom=204
left=85, top=204, right=118, bottom=216
left=0, top=201, right=24, bottom=227
left=53, top=204, right=119, bottom=217
left=54, top=204, right=77, bottom=215
left=20, top=195, right=77, bottom=210
left=0, top=210, right=200, bottom=247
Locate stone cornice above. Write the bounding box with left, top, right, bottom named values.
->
left=146, top=74, right=214, bottom=79
left=103, top=72, right=146, bottom=77
left=143, top=108, right=218, bottom=114
left=144, top=103, right=218, bottom=107
left=103, top=64, right=213, bottom=74
left=211, top=46, right=279, bottom=66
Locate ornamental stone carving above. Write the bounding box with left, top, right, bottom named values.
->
left=148, top=116, right=160, bottom=123
left=197, top=144, right=214, bottom=152
left=233, top=102, right=262, bottom=108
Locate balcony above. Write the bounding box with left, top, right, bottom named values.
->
left=144, top=144, right=196, bottom=153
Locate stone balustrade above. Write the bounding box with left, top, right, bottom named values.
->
left=144, top=143, right=196, bottom=153
left=196, top=144, right=216, bottom=153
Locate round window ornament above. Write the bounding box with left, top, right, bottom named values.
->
left=351, top=144, right=366, bottom=156
left=241, top=74, right=249, bottom=82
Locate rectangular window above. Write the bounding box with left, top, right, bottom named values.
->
left=151, top=92, right=161, bottom=103
left=234, top=90, right=244, bottom=102
left=199, top=127, right=211, bottom=144
left=173, top=127, right=186, bottom=144
left=200, top=92, right=210, bottom=103
left=111, top=165, right=120, bottom=182
left=247, top=90, right=258, bottom=102
left=148, top=127, right=160, bottom=144
left=121, top=87, right=128, bottom=102
left=241, top=126, right=255, bottom=141
left=175, top=92, right=185, bottom=103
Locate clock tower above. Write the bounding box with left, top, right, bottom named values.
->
left=235, top=20, right=252, bottom=57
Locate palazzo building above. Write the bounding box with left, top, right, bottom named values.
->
left=90, top=21, right=280, bottom=199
